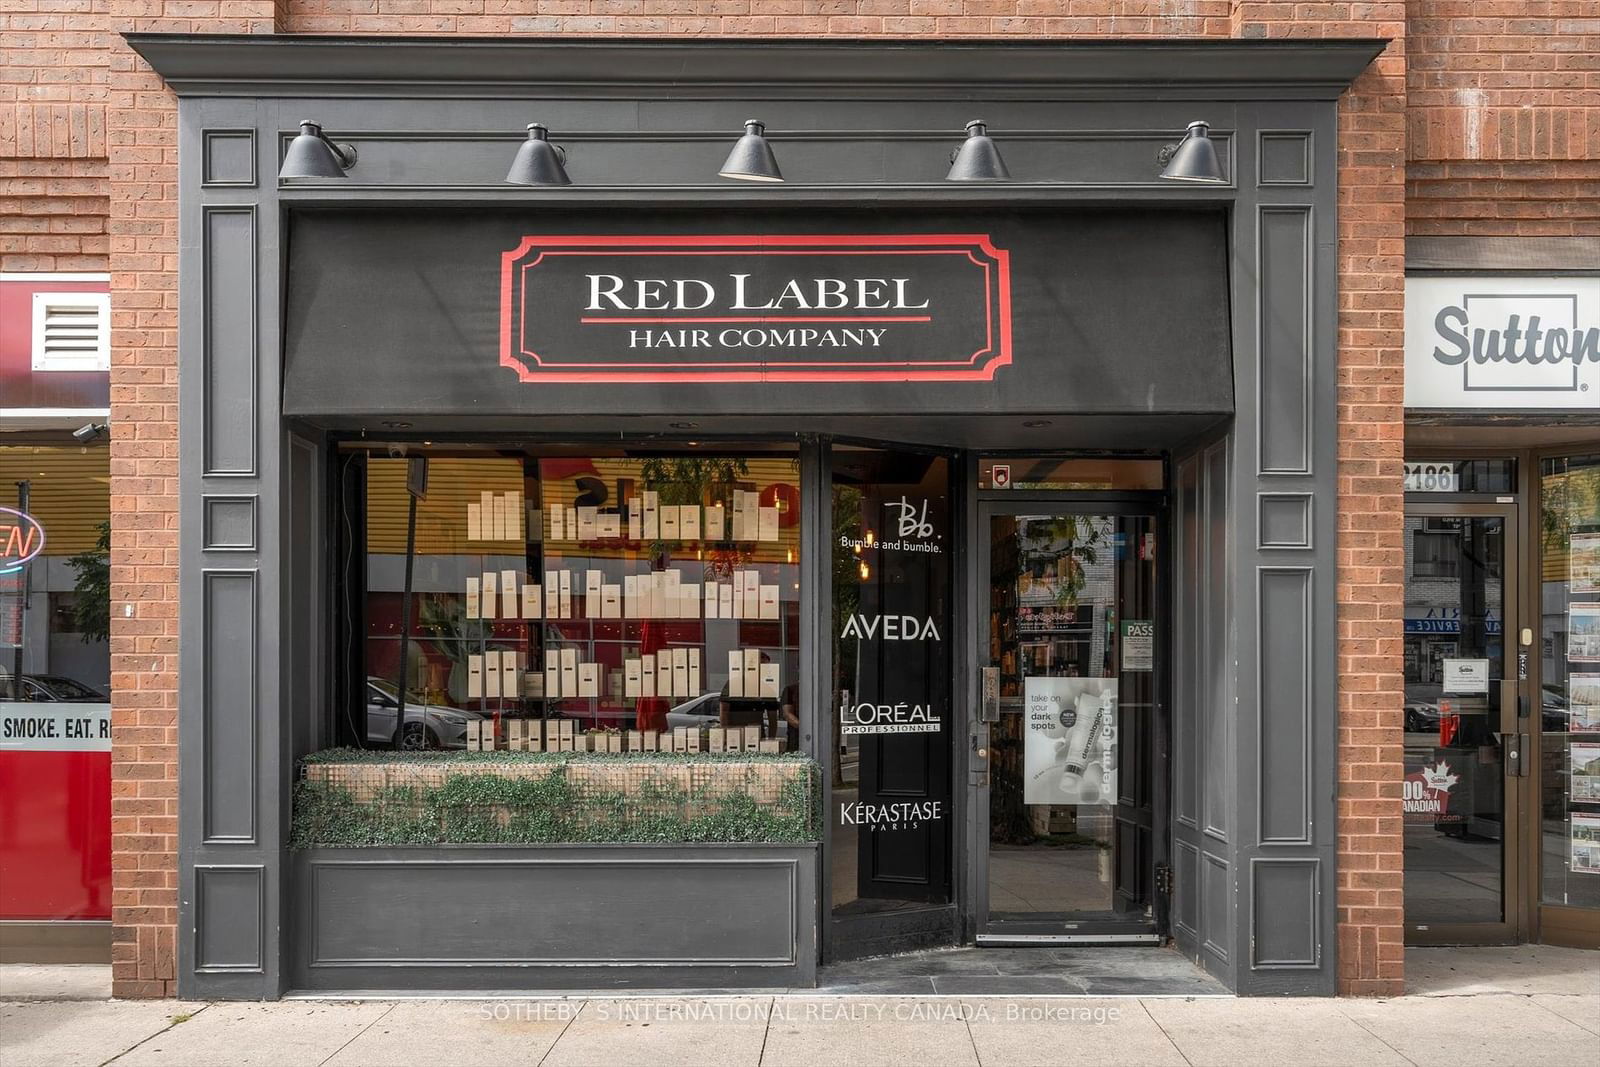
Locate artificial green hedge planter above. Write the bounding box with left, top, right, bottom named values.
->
left=291, top=749, right=821, bottom=848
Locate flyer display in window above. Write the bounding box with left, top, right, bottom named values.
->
left=1571, top=533, right=1600, bottom=594
left=1573, top=742, right=1600, bottom=803
left=1023, top=677, right=1118, bottom=806
left=1568, top=603, right=1600, bottom=663
left=1572, top=814, right=1600, bottom=876
left=1571, top=675, right=1600, bottom=732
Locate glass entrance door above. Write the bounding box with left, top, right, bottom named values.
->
left=977, top=504, right=1161, bottom=939
left=1402, top=505, right=1524, bottom=942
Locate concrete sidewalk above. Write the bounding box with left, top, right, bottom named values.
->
left=2, top=948, right=1596, bottom=1067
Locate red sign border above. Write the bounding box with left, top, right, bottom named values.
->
left=498, top=233, right=1012, bottom=383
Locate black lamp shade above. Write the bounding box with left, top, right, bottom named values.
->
left=280, top=120, right=352, bottom=180
left=505, top=123, right=572, bottom=186
left=1161, top=121, right=1227, bottom=184
left=946, top=120, right=1011, bottom=182
left=719, top=120, right=784, bottom=183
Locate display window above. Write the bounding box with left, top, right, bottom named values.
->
left=343, top=444, right=801, bottom=755
left=0, top=442, right=112, bottom=922
left=1539, top=453, right=1600, bottom=909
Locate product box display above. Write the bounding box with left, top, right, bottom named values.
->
left=578, top=661, right=599, bottom=698
left=559, top=570, right=572, bottom=619
left=624, top=658, right=642, bottom=698
left=560, top=648, right=578, bottom=696
left=728, top=649, right=744, bottom=698
left=481, top=571, right=498, bottom=619
left=708, top=726, right=727, bottom=753
left=522, top=583, right=541, bottom=620
left=628, top=510, right=642, bottom=541
left=705, top=504, right=725, bottom=541
left=467, top=501, right=482, bottom=541
left=468, top=653, right=484, bottom=698
left=758, top=738, right=782, bottom=754
left=682, top=505, right=701, bottom=541
left=484, top=650, right=502, bottom=698
left=544, top=650, right=560, bottom=699
left=759, top=584, right=779, bottom=620
left=760, top=662, right=781, bottom=699
left=744, top=648, right=761, bottom=697
left=641, top=656, right=656, bottom=697
left=466, top=576, right=481, bottom=620
left=501, top=652, right=518, bottom=696
left=502, top=570, right=519, bottom=618
left=759, top=506, right=779, bottom=542
left=743, top=725, right=762, bottom=749
left=689, top=648, right=702, bottom=694
left=577, top=505, right=597, bottom=542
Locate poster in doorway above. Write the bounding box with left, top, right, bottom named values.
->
left=1023, top=677, right=1118, bottom=806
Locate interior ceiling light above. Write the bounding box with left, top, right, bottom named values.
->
left=946, top=120, right=1011, bottom=182
left=279, top=120, right=356, bottom=180
left=1159, top=120, right=1227, bottom=184
left=505, top=123, right=572, bottom=186
left=719, top=120, right=784, bottom=183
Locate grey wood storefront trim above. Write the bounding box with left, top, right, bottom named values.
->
left=291, top=845, right=818, bottom=992
left=135, top=34, right=1380, bottom=999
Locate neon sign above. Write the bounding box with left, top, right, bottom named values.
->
left=0, top=507, right=45, bottom=575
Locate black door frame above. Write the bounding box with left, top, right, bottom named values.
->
left=971, top=491, right=1171, bottom=943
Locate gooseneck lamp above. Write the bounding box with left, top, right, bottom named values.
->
left=505, top=123, right=573, bottom=186
left=718, top=119, right=784, bottom=183
left=1159, top=120, right=1227, bottom=184
left=946, top=120, right=1012, bottom=182
left=279, top=120, right=357, bottom=180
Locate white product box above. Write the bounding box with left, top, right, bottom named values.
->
left=492, top=493, right=507, bottom=541
left=559, top=570, right=572, bottom=619
left=758, top=506, right=779, bottom=542
left=502, top=570, right=519, bottom=619
left=578, top=661, right=599, bottom=699
left=628, top=510, right=642, bottom=541
left=467, top=502, right=482, bottom=542
left=641, top=656, right=656, bottom=698
left=522, top=584, right=541, bottom=620
left=601, top=584, right=621, bottom=619
left=466, top=576, right=481, bottom=620
left=560, top=648, right=577, bottom=696
left=481, top=571, right=498, bottom=619
left=743, top=648, right=761, bottom=698
left=624, top=658, right=642, bottom=698
left=502, top=651, right=518, bottom=697
left=672, top=647, right=689, bottom=697
left=577, top=506, right=598, bottom=542
left=728, top=649, right=744, bottom=698
left=760, top=662, right=780, bottom=700
left=545, top=650, right=560, bottom=699
left=484, top=650, right=501, bottom=698
left=705, top=582, right=719, bottom=619
left=550, top=505, right=565, bottom=541
left=682, top=505, right=701, bottom=540
left=624, top=574, right=639, bottom=618
left=719, top=583, right=734, bottom=618
left=660, top=506, right=680, bottom=540
left=705, top=504, right=725, bottom=541
left=468, top=654, right=484, bottom=698
left=689, top=648, right=702, bottom=695
left=759, top=584, right=779, bottom=621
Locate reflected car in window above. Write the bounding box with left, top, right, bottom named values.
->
left=365, top=678, right=483, bottom=750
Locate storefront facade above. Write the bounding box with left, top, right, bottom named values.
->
left=128, top=33, right=1382, bottom=999
left=1401, top=238, right=1600, bottom=950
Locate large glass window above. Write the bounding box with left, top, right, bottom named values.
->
left=0, top=442, right=111, bottom=923
left=348, top=445, right=800, bottom=753
left=1539, top=454, right=1600, bottom=911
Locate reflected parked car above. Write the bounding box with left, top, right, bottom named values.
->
left=666, top=691, right=722, bottom=730
left=1, top=674, right=108, bottom=703
left=1404, top=700, right=1442, bottom=733
left=365, top=677, right=483, bottom=750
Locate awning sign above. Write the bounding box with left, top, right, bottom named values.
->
left=500, top=234, right=1012, bottom=383
left=0, top=704, right=111, bottom=752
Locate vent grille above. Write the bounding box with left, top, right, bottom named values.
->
left=31, top=291, right=110, bottom=371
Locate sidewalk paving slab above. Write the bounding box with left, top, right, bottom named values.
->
left=539, top=997, right=770, bottom=1067
left=320, top=1000, right=579, bottom=1067
left=1528, top=993, right=1600, bottom=1036
left=1406, top=945, right=1600, bottom=996
left=759, top=996, right=978, bottom=1067
left=108, top=1001, right=393, bottom=1067
left=1336, top=992, right=1597, bottom=1067
left=0, top=1001, right=203, bottom=1067
left=1142, top=996, right=1412, bottom=1067
left=961, top=998, right=1188, bottom=1067
left=0, top=965, right=112, bottom=1002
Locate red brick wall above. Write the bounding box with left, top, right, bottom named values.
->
left=280, top=1, right=1235, bottom=37
left=102, top=0, right=280, bottom=1001
left=0, top=0, right=111, bottom=271
left=1408, top=160, right=1600, bottom=236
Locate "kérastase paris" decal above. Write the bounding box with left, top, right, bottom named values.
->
left=500, top=234, right=1011, bottom=383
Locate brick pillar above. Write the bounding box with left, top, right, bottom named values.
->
left=106, top=0, right=281, bottom=1001
left=1233, top=2, right=1409, bottom=997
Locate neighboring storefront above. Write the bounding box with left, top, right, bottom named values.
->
left=1401, top=236, right=1600, bottom=949
left=129, top=33, right=1382, bottom=998
left=0, top=272, right=113, bottom=962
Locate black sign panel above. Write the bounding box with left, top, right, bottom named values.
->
left=837, top=455, right=952, bottom=904
left=501, top=235, right=1009, bottom=382
left=284, top=207, right=1231, bottom=420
